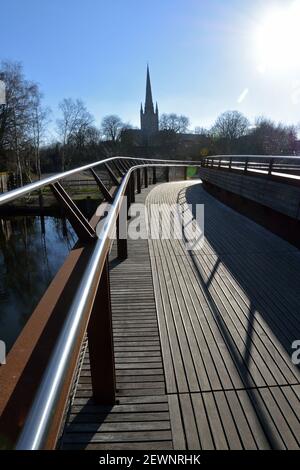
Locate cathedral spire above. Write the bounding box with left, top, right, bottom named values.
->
left=145, top=65, right=154, bottom=113
left=140, top=65, right=159, bottom=139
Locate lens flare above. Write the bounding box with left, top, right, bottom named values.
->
left=254, top=1, right=300, bottom=73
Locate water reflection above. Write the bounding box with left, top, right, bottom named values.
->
left=0, top=216, right=77, bottom=352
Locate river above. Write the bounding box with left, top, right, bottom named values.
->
left=0, top=216, right=77, bottom=353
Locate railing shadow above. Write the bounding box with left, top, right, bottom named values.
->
left=183, top=182, right=300, bottom=363
left=58, top=398, right=113, bottom=449
left=176, top=181, right=300, bottom=449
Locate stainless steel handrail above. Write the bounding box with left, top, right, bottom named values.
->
left=15, top=160, right=201, bottom=450
left=12, top=154, right=300, bottom=449
left=201, top=155, right=300, bottom=180
left=1, top=155, right=299, bottom=206
left=0, top=156, right=196, bottom=206
left=203, top=155, right=299, bottom=159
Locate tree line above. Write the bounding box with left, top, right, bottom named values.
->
left=0, top=61, right=133, bottom=181
left=0, top=60, right=298, bottom=185
left=157, top=111, right=297, bottom=157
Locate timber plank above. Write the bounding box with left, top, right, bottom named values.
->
left=61, top=181, right=300, bottom=451
left=168, top=395, right=186, bottom=450
left=146, top=181, right=300, bottom=450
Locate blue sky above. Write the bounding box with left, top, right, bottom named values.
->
left=1, top=0, right=300, bottom=133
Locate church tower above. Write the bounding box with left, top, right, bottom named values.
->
left=140, top=65, right=159, bottom=140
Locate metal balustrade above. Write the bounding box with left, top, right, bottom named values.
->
left=200, top=155, right=300, bottom=182
left=0, top=154, right=299, bottom=449
left=0, top=157, right=198, bottom=450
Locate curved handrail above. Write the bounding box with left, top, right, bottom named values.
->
left=0, top=156, right=196, bottom=206
left=201, top=155, right=300, bottom=181
left=1, top=155, right=299, bottom=206
left=10, top=154, right=300, bottom=449
left=14, top=158, right=200, bottom=450
left=202, top=154, right=299, bottom=159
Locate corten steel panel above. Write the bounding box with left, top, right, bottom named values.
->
left=0, top=161, right=197, bottom=448
left=0, top=187, right=117, bottom=449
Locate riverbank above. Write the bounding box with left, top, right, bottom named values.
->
left=0, top=186, right=102, bottom=217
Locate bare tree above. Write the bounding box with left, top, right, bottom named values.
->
left=211, top=110, right=249, bottom=141
left=121, top=122, right=134, bottom=132
left=82, top=125, right=101, bottom=146
left=250, top=117, right=297, bottom=155
left=101, top=115, right=124, bottom=141
left=194, top=126, right=209, bottom=135
left=0, top=61, right=42, bottom=185
left=29, top=86, right=51, bottom=179
left=56, top=98, right=94, bottom=170
left=159, top=113, right=190, bottom=133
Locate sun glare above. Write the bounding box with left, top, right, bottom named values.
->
left=254, top=1, right=300, bottom=73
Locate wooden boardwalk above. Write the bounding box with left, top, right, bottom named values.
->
left=60, top=181, right=300, bottom=450
left=60, top=190, right=173, bottom=450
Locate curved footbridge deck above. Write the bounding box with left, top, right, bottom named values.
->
left=60, top=180, right=300, bottom=450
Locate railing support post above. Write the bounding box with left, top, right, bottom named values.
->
left=87, top=256, right=115, bottom=405
left=184, top=167, right=188, bottom=180
left=123, top=160, right=131, bottom=171
left=229, top=158, right=232, bottom=170
left=90, top=168, right=113, bottom=202
left=104, top=163, right=120, bottom=186
left=113, top=161, right=124, bottom=178
left=50, top=182, right=95, bottom=243
left=117, top=214, right=127, bottom=260
left=268, top=158, right=274, bottom=176
left=131, top=171, right=135, bottom=203
left=118, top=160, right=128, bottom=173
left=153, top=167, right=157, bottom=185
left=244, top=158, right=249, bottom=173
left=144, top=168, right=148, bottom=188
left=137, top=168, right=141, bottom=194
left=126, top=178, right=132, bottom=220
left=166, top=166, right=170, bottom=182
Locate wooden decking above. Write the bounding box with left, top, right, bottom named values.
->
left=60, top=181, right=300, bottom=450
left=60, top=190, right=173, bottom=450
left=148, top=181, right=300, bottom=449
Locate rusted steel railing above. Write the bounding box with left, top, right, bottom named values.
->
left=2, top=154, right=299, bottom=449
left=0, top=157, right=200, bottom=450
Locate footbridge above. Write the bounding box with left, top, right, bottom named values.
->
left=0, top=156, right=299, bottom=450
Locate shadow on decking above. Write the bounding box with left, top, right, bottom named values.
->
left=179, top=182, right=300, bottom=448
left=58, top=398, right=113, bottom=449
left=183, top=182, right=300, bottom=361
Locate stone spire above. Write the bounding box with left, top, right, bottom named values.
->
left=140, top=65, right=159, bottom=140
left=145, top=65, right=154, bottom=113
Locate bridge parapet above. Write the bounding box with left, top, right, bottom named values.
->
left=0, top=156, right=196, bottom=450
left=199, top=156, right=300, bottom=221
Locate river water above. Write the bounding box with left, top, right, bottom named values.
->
left=0, top=216, right=77, bottom=353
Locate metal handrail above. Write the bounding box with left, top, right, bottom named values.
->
left=14, top=158, right=201, bottom=450
left=202, top=155, right=299, bottom=159
left=0, top=156, right=196, bottom=206
left=200, top=155, right=300, bottom=181
left=1, top=155, right=299, bottom=206
left=11, top=154, right=300, bottom=449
